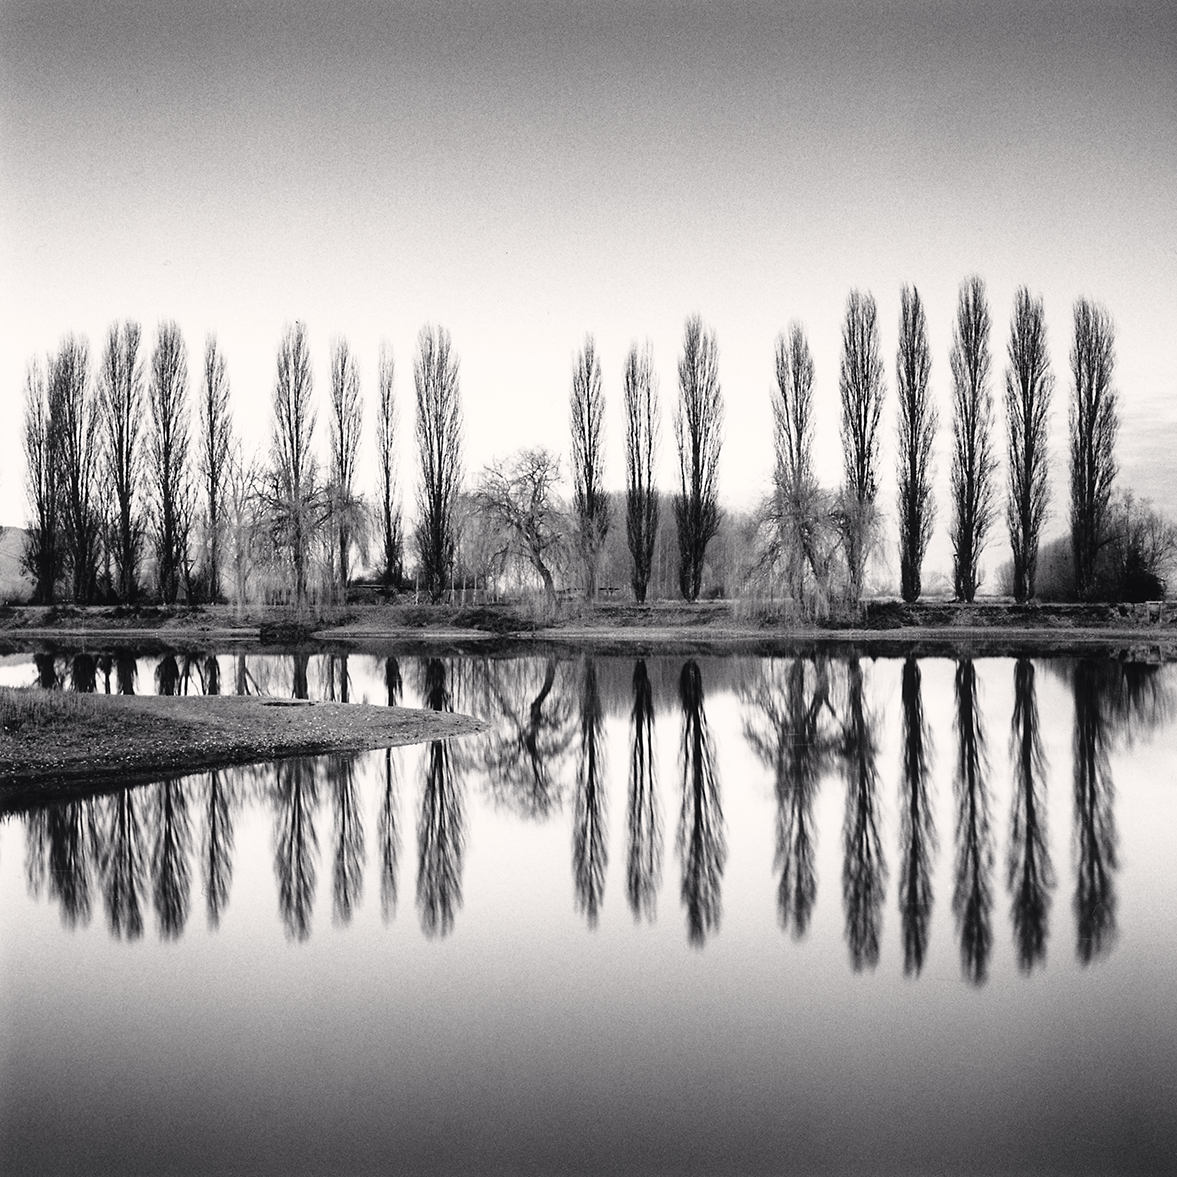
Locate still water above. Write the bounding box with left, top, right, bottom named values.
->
left=2, top=649, right=1175, bottom=1175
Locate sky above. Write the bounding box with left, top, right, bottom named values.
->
left=1, top=0, right=1174, bottom=586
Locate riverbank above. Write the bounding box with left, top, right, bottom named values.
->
left=0, top=688, right=484, bottom=797
left=2, top=599, right=1175, bottom=659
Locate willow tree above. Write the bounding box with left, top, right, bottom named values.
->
left=1004, top=289, right=1053, bottom=604
left=673, top=315, right=723, bottom=602
left=570, top=335, right=610, bottom=600
left=895, top=286, right=937, bottom=602
left=197, top=334, right=233, bottom=602
left=148, top=322, right=191, bottom=603
left=1069, top=300, right=1118, bottom=600
left=99, top=321, right=145, bottom=601
left=839, top=291, right=885, bottom=604
left=949, top=276, right=997, bottom=603
left=414, top=326, right=463, bottom=602
left=624, top=343, right=659, bottom=603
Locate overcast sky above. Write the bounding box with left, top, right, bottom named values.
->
left=2, top=0, right=1174, bottom=584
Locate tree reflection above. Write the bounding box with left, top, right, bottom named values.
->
left=1008, top=658, right=1053, bottom=971
left=26, top=800, right=98, bottom=928
left=329, top=754, right=366, bottom=924
left=840, top=658, right=886, bottom=971
left=378, top=747, right=401, bottom=921
left=1073, top=660, right=1118, bottom=963
left=898, top=657, right=936, bottom=975
left=150, top=779, right=193, bottom=939
left=678, top=660, right=726, bottom=946
left=115, top=652, right=138, bottom=695
left=34, top=652, right=60, bottom=690
left=573, top=659, right=608, bottom=926
left=953, top=659, right=994, bottom=985
left=200, top=653, right=221, bottom=696
left=475, top=657, right=575, bottom=819
left=273, top=757, right=320, bottom=940
left=201, top=770, right=236, bottom=928
left=417, top=659, right=465, bottom=938
left=324, top=654, right=351, bottom=703
left=100, top=788, right=147, bottom=938
left=155, top=654, right=180, bottom=697
left=70, top=653, right=97, bottom=694
left=291, top=652, right=310, bottom=700
left=385, top=656, right=403, bottom=707
left=627, top=659, right=662, bottom=923
left=743, top=657, right=834, bottom=939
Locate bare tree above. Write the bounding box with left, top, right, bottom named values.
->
left=328, top=337, right=365, bottom=594
left=148, top=322, right=191, bottom=604
left=197, top=334, right=233, bottom=602
left=376, top=342, right=403, bottom=588
left=55, top=335, right=102, bottom=604
left=268, top=321, right=320, bottom=607
left=98, top=321, right=145, bottom=602
left=225, top=445, right=262, bottom=615
left=838, top=291, right=885, bottom=604
left=21, top=358, right=63, bottom=603
left=895, top=286, right=937, bottom=602
left=475, top=448, right=565, bottom=609
left=1069, top=299, right=1118, bottom=599
left=949, top=276, right=998, bottom=602
left=674, top=315, right=723, bottom=601
left=1003, top=289, right=1053, bottom=603
left=414, top=325, right=464, bottom=602
left=570, top=335, right=610, bottom=599
left=772, top=322, right=827, bottom=605
left=624, top=342, right=659, bottom=603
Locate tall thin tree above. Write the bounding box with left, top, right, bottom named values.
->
left=838, top=291, right=885, bottom=604
left=197, top=335, right=232, bottom=602
left=376, top=342, right=403, bottom=588
left=414, top=326, right=463, bottom=602
left=623, top=342, right=659, bottom=603
left=270, top=321, right=318, bottom=607
left=949, top=276, right=998, bottom=602
left=570, top=335, right=610, bottom=599
left=99, top=321, right=145, bottom=602
left=148, top=322, right=191, bottom=604
left=55, top=335, right=102, bottom=604
left=1069, top=299, right=1118, bottom=600
left=21, top=358, right=63, bottom=603
left=328, top=337, right=364, bottom=594
left=1004, top=289, right=1053, bottom=603
left=895, top=286, right=937, bottom=602
left=673, top=315, right=723, bottom=602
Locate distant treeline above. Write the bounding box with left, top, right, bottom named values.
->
left=17, top=278, right=1175, bottom=611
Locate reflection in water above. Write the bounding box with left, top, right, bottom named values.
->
left=678, top=661, right=726, bottom=946
left=953, top=660, right=994, bottom=985
left=26, top=800, right=97, bottom=928
left=292, top=653, right=310, bottom=701
left=1073, top=660, right=1118, bottom=963
left=626, top=659, right=662, bottom=923
left=200, top=654, right=221, bottom=697
left=840, top=659, right=886, bottom=971
left=1008, top=659, right=1053, bottom=971
left=34, top=652, right=60, bottom=690
left=385, top=656, right=403, bottom=707
left=477, top=657, right=574, bottom=819
left=151, top=780, right=193, bottom=939
left=155, top=654, right=180, bottom=697
left=329, top=755, right=366, bottom=924
left=71, top=653, right=97, bottom=694
left=417, top=659, right=465, bottom=938
left=378, top=748, right=401, bottom=921
left=273, top=758, right=320, bottom=941
left=573, top=659, right=608, bottom=926
left=898, top=657, right=936, bottom=975
left=101, top=788, right=147, bottom=938
left=743, top=658, right=834, bottom=939
left=201, top=771, right=236, bottom=929
left=325, top=654, right=351, bottom=703
left=115, top=652, right=137, bottom=695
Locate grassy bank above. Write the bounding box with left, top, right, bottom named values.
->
left=0, top=687, right=483, bottom=793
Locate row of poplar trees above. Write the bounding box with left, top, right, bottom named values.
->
left=20, top=276, right=1119, bottom=609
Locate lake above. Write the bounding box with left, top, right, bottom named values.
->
left=2, top=648, right=1175, bottom=1175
